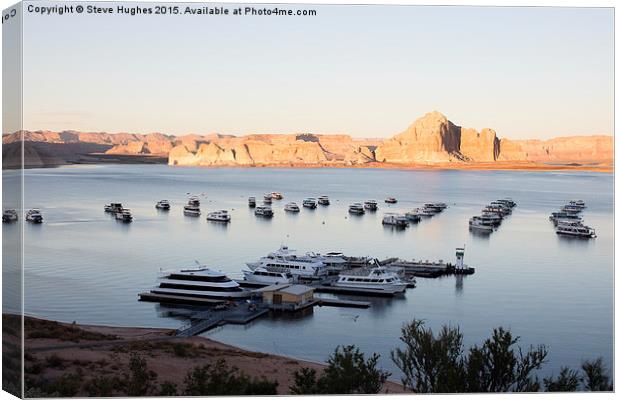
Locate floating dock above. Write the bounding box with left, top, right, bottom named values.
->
left=138, top=292, right=226, bottom=305
left=175, top=307, right=270, bottom=337
left=316, top=298, right=371, bottom=308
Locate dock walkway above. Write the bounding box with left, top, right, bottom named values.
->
left=175, top=307, right=269, bottom=337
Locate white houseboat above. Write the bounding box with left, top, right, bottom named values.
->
left=206, top=210, right=231, bottom=223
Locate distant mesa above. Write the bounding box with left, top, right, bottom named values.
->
left=2, top=111, right=612, bottom=169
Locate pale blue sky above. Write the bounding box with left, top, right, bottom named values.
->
left=18, top=3, right=614, bottom=139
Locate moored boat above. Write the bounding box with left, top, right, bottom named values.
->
left=115, top=208, right=133, bottom=222
left=385, top=197, right=398, bottom=204
left=104, top=203, right=123, bottom=213
left=334, top=267, right=407, bottom=294
left=2, top=209, right=18, bottom=223
left=25, top=209, right=43, bottom=223
left=549, top=211, right=581, bottom=222
left=187, top=196, right=200, bottom=207
left=364, top=200, right=378, bottom=211
left=248, top=197, right=256, bottom=208
left=243, top=267, right=293, bottom=285
left=405, top=210, right=422, bottom=222
left=424, top=203, right=447, bottom=212
left=152, top=267, right=252, bottom=299
left=284, top=202, right=300, bottom=212
left=246, top=245, right=328, bottom=278
left=270, top=192, right=284, bottom=200
left=348, top=203, right=365, bottom=215
left=382, top=213, right=409, bottom=227
left=183, top=204, right=201, bottom=217
left=155, top=200, right=171, bottom=210
left=469, top=217, right=493, bottom=232
left=302, top=198, right=317, bottom=209
left=206, top=210, right=231, bottom=222
left=555, top=223, right=596, bottom=238
left=255, top=205, right=274, bottom=217
left=318, top=196, right=330, bottom=206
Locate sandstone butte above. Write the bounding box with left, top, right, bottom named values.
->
left=2, top=111, right=613, bottom=170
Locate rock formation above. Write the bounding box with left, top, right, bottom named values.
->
left=374, top=111, right=500, bottom=163
left=2, top=111, right=612, bottom=168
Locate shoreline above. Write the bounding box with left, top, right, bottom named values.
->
left=11, top=315, right=405, bottom=395
left=7, top=158, right=613, bottom=173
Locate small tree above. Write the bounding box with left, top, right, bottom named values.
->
left=290, top=345, right=390, bottom=394
left=543, top=367, right=580, bottom=392
left=581, top=358, right=613, bottom=391
left=290, top=368, right=320, bottom=395
left=123, top=353, right=158, bottom=396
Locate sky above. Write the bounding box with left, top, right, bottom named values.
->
left=9, top=3, right=615, bottom=139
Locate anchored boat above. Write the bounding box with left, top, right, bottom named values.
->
left=302, top=198, right=318, bottom=209
left=206, top=210, right=231, bottom=223
left=25, top=209, right=43, bottom=223
left=364, top=200, right=378, bottom=211
left=155, top=200, right=171, bottom=210
left=349, top=203, right=365, bottom=215
left=104, top=202, right=123, bottom=213
left=115, top=208, right=133, bottom=222
left=255, top=205, right=274, bottom=217
left=382, top=213, right=409, bottom=227
left=284, top=202, right=300, bottom=212
left=2, top=209, right=18, bottom=223
left=556, top=223, right=596, bottom=238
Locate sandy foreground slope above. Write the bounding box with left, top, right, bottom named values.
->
left=11, top=316, right=405, bottom=395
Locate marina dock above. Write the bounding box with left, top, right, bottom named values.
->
left=175, top=307, right=270, bottom=337
left=138, top=292, right=225, bottom=305
left=316, top=298, right=371, bottom=308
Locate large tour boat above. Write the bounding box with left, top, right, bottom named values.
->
left=246, top=245, right=328, bottom=278
left=152, top=267, right=252, bottom=299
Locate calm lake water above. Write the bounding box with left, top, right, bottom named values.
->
left=3, top=164, right=614, bottom=378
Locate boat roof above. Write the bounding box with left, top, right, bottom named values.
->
left=176, top=267, right=227, bottom=277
